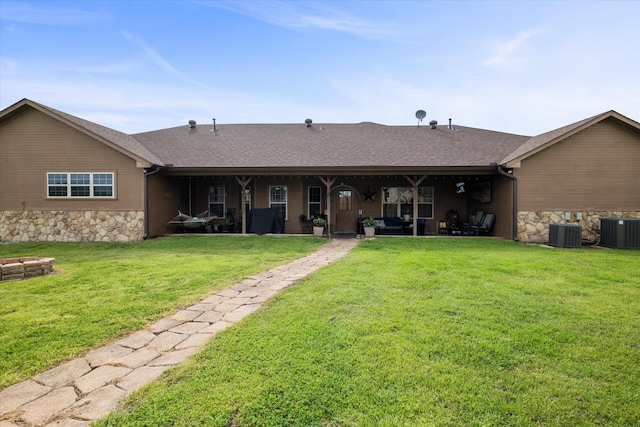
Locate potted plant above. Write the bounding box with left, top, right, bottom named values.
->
left=362, top=217, right=378, bottom=238
left=312, top=217, right=327, bottom=237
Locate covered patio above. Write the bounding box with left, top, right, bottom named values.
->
left=150, top=170, right=513, bottom=239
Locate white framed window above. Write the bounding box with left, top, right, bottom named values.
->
left=382, top=187, right=433, bottom=218
left=416, top=187, right=434, bottom=218
left=208, top=186, right=225, bottom=217
left=47, top=172, right=114, bottom=198
left=308, top=186, right=322, bottom=218
left=269, top=186, right=287, bottom=219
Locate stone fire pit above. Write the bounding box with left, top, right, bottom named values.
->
left=0, top=257, right=55, bottom=281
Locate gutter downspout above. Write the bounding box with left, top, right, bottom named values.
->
left=497, top=165, right=518, bottom=241
left=143, top=166, right=161, bottom=239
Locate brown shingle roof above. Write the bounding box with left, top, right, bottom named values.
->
left=133, top=122, right=529, bottom=169
left=9, top=100, right=634, bottom=172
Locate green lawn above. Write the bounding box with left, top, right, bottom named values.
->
left=0, top=236, right=325, bottom=389
left=96, top=238, right=640, bottom=427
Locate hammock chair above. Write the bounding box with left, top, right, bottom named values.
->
left=167, top=210, right=218, bottom=231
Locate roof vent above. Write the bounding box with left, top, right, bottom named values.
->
left=429, top=120, right=438, bottom=129
left=305, top=118, right=312, bottom=127
left=188, top=120, right=196, bottom=129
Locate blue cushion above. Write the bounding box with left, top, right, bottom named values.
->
left=385, top=217, right=402, bottom=227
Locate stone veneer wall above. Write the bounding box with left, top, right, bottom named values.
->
left=0, top=210, right=145, bottom=243
left=517, top=211, right=640, bottom=244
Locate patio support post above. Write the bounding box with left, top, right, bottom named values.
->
left=143, top=165, right=161, bottom=239
left=404, top=175, right=427, bottom=236
left=235, top=176, right=253, bottom=234
left=318, top=175, right=336, bottom=238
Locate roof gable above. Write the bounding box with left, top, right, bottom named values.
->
left=501, top=110, right=640, bottom=167
left=0, top=99, right=162, bottom=167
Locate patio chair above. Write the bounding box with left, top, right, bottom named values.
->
left=463, top=211, right=485, bottom=233
left=469, top=213, right=495, bottom=235
left=299, top=214, right=313, bottom=234
left=403, top=218, right=426, bottom=235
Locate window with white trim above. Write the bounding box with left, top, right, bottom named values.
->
left=47, top=172, right=114, bottom=198
left=308, top=186, right=322, bottom=218
left=208, top=186, right=225, bottom=217
left=269, top=186, right=287, bottom=219
left=382, top=187, right=433, bottom=218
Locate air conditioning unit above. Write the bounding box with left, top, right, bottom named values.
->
left=549, top=224, right=582, bottom=248
left=600, top=218, right=640, bottom=249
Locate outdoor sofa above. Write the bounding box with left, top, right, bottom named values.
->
left=357, top=217, right=404, bottom=235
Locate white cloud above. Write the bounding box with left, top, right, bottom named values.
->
left=481, top=29, right=545, bottom=69
left=120, top=32, right=200, bottom=85
left=0, top=57, right=20, bottom=73
left=66, top=60, right=146, bottom=75
left=197, top=0, right=400, bottom=37
left=0, top=1, right=108, bottom=26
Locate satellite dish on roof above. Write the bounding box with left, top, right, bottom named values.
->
left=415, top=110, right=426, bottom=126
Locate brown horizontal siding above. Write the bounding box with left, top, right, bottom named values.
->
left=490, top=177, right=513, bottom=239
left=516, top=120, right=640, bottom=211
left=465, top=176, right=513, bottom=239
left=147, top=174, right=184, bottom=237
left=0, top=109, right=143, bottom=211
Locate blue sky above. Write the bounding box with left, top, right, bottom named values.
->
left=1, top=0, right=639, bottom=135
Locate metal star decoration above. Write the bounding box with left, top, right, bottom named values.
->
left=362, top=187, right=376, bottom=202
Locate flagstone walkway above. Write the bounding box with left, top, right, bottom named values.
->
left=0, top=238, right=359, bottom=427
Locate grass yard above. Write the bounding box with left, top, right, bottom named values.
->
left=97, top=238, right=640, bottom=427
left=0, top=236, right=325, bottom=389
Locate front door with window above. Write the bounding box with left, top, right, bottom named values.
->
left=334, top=190, right=356, bottom=233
